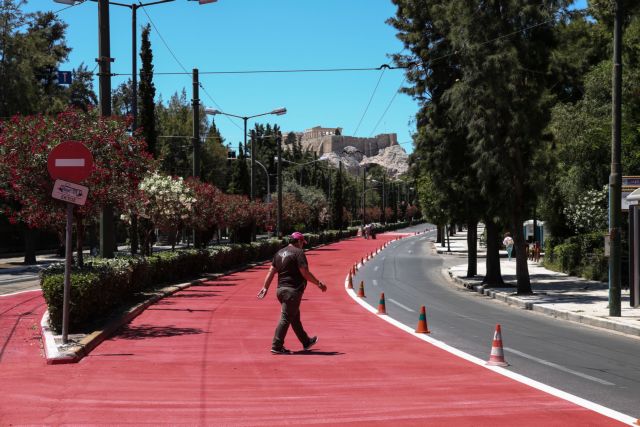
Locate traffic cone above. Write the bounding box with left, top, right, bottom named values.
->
left=361, top=257, right=364, bottom=265
left=377, top=293, right=387, bottom=314
left=486, top=324, right=509, bottom=367
left=415, top=305, right=430, bottom=333
left=357, top=281, right=366, bottom=298
left=347, top=272, right=354, bottom=289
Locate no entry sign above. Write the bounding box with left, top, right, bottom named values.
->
left=47, top=141, right=94, bottom=183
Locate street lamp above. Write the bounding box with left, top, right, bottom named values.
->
left=205, top=107, right=286, bottom=202
left=54, top=0, right=217, bottom=260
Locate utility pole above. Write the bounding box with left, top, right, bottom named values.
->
left=362, top=166, right=366, bottom=224
left=248, top=120, right=254, bottom=202
left=192, top=68, right=200, bottom=178
left=131, top=4, right=138, bottom=132
left=609, top=0, right=623, bottom=316
left=192, top=68, right=200, bottom=247
left=382, top=173, right=386, bottom=224
left=276, top=128, right=283, bottom=238
left=98, top=0, right=115, bottom=258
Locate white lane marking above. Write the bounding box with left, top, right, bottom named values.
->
left=387, top=298, right=415, bottom=312
left=374, top=266, right=379, bottom=271
left=343, top=274, right=636, bottom=425
left=55, top=158, right=85, bottom=167
left=372, top=279, right=378, bottom=287
left=504, top=347, right=615, bottom=386
left=0, top=288, right=42, bottom=297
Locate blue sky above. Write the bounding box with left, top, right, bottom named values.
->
left=27, top=0, right=588, bottom=154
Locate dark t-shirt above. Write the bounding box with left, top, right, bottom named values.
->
left=272, top=244, right=308, bottom=291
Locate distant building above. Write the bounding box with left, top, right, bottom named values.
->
left=302, top=126, right=343, bottom=140
left=280, top=125, right=397, bottom=158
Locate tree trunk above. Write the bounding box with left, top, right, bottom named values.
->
left=436, top=225, right=442, bottom=244
left=23, top=226, right=36, bottom=265
left=446, top=225, right=451, bottom=252
left=449, top=224, right=455, bottom=236
left=76, top=216, right=84, bottom=268
left=482, top=219, right=504, bottom=287
left=130, top=214, right=138, bottom=255
left=466, top=219, right=478, bottom=277
left=512, top=213, right=532, bottom=294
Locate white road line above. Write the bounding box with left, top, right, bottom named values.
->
left=372, top=279, right=378, bottom=287
left=344, top=274, right=636, bottom=425
left=0, top=288, right=42, bottom=297
left=504, top=347, right=615, bottom=386
left=387, top=298, right=415, bottom=312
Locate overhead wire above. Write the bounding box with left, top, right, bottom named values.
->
left=352, top=66, right=387, bottom=137
left=137, top=3, right=241, bottom=131
left=366, top=16, right=559, bottom=138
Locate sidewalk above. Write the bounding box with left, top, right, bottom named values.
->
left=0, top=232, right=632, bottom=426
left=438, top=227, right=640, bottom=338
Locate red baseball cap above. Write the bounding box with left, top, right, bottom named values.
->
left=290, top=231, right=307, bottom=244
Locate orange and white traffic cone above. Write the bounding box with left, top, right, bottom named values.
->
left=347, top=272, right=354, bottom=289
left=357, top=281, right=366, bottom=298
left=377, top=293, right=387, bottom=315
left=415, top=305, right=430, bottom=333
left=486, top=324, right=509, bottom=367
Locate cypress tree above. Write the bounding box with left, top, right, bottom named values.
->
left=139, top=24, right=157, bottom=158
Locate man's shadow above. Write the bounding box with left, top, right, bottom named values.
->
left=291, top=350, right=344, bottom=356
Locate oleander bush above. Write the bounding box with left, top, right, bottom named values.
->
left=41, top=221, right=423, bottom=333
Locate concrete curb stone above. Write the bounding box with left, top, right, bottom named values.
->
left=41, top=262, right=266, bottom=364
left=39, top=236, right=365, bottom=364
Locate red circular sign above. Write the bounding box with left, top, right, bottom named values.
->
left=47, top=141, right=94, bottom=183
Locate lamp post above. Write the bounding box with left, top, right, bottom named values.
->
left=55, top=0, right=217, bottom=258
left=205, top=107, right=286, bottom=202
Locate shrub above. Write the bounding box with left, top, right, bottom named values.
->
left=40, top=222, right=422, bottom=333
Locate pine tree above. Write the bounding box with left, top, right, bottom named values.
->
left=139, top=24, right=157, bottom=158
left=68, top=63, right=98, bottom=112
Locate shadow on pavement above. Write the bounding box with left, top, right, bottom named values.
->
left=116, top=324, right=206, bottom=339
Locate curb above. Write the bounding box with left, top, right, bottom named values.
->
left=40, top=262, right=265, bottom=365
left=446, top=270, right=640, bottom=339
left=38, top=235, right=367, bottom=365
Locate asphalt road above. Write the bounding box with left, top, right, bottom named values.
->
left=357, top=225, right=640, bottom=418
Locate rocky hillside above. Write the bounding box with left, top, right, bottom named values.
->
left=321, top=145, right=409, bottom=178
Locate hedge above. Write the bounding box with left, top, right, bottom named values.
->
left=543, top=231, right=609, bottom=282
left=41, top=220, right=422, bottom=333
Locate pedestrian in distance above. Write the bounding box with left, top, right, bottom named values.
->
left=257, top=231, right=327, bottom=354
left=502, top=232, right=514, bottom=261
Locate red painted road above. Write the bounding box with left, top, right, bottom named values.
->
left=0, top=235, right=626, bottom=426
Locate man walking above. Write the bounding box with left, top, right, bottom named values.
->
left=257, top=232, right=327, bottom=354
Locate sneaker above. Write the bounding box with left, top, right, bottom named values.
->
left=303, top=336, right=318, bottom=351
left=270, top=347, right=292, bottom=355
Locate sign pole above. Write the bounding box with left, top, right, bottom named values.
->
left=62, top=202, right=73, bottom=344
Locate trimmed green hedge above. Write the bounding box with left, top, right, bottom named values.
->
left=41, top=221, right=422, bottom=333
